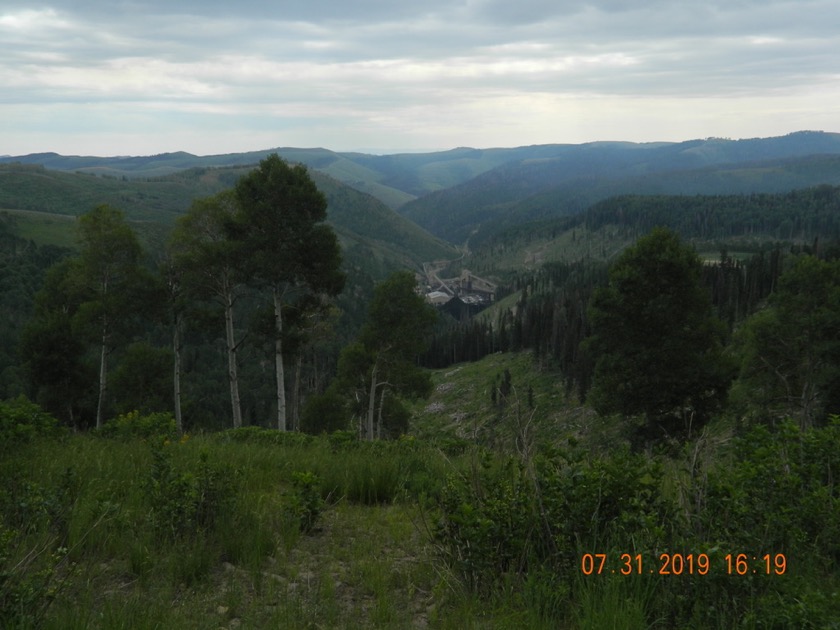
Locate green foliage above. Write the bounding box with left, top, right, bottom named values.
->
left=587, top=227, right=734, bottom=441
left=735, top=254, right=840, bottom=428
left=284, top=471, right=325, bottom=533
left=360, top=270, right=437, bottom=359
left=0, top=527, right=67, bottom=629
left=31, top=204, right=153, bottom=429
left=219, top=425, right=315, bottom=447
left=327, top=429, right=358, bottom=449
left=0, top=226, right=71, bottom=401
left=432, top=418, right=840, bottom=627
left=98, top=410, right=177, bottom=441
left=143, top=445, right=237, bottom=541
left=0, top=468, right=79, bottom=546
left=434, top=445, right=675, bottom=598
left=0, top=162, right=243, bottom=222
left=0, top=463, right=78, bottom=628
left=0, top=396, right=61, bottom=451
left=301, top=388, right=350, bottom=434
left=109, top=342, right=173, bottom=416
left=233, top=154, right=345, bottom=431
left=338, top=270, right=437, bottom=439
left=582, top=185, right=840, bottom=244
left=701, top=417, right=840, bottom=560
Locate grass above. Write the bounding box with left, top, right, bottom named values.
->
left=5, top=403, right=839, bottom=628
left=411, top=351, right=597, bottom=451
left=1, top=208, right=79, bottom=248
left=1, top=432, right=460, bottom=629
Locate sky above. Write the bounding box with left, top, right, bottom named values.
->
left=1, top=0, right=839, bottom=156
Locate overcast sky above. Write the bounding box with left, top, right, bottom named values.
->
left=2, top=1, right=838, bottom=156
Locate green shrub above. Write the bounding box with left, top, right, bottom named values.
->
left=284, top=471, right=325, bottom=533
left=0, top=467, right=79, bottom=542
left=701, top=417, right=840, bottom=560
left=143, top=445, right=237, bottom=541
left=327, top=429, right=358, bottom=450
left=0, top=396, right=61, bottom=451
left=301, top=390, right=349, bottom=434
left=219, top=426, right=314, bottom=447
left=434, top=445, right=678, bottom=596
left=0, top=526, right=67, bottom=628
left=98, top=410, right=177, bottom=441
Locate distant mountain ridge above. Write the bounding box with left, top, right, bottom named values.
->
left=396, top=132, right=840, bottom=244
left=5, top=131, right=838, bottom=214
left=3, top=131, right=840, bottom=247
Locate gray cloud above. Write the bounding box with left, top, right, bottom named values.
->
left=1, top=0, right=838, bottom=154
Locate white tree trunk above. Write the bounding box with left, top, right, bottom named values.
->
left=376, top=386, right=387, bottom=440
left=291, top=352, right=303, bottom=432
left=274, top=287, right=287, bottom=431
left=224, top=287, right=243, bottom=429
left=96, top=318, right=108, bottom=430
left=173, top=312, right=183, bottom=434
left=366, top=360, right=378, bottom=441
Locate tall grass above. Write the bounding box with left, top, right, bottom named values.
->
left=1, top=428, right=462, bottom=628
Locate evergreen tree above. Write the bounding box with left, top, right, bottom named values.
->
left=735, top=255, right=840, bottom=428
left=586, top=227, right=733, bottom=441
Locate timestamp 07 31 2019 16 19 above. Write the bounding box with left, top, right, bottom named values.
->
left=580, top=553, right=787, bottom=576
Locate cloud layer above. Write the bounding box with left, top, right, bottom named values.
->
left=2, top=1, right=838, bottom=154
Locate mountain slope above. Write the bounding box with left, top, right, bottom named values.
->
left=0, top=163, right=456, bottom=266
left=4, top=131, right=839, bottom=218
left=398, top=133, right=840, bottom=244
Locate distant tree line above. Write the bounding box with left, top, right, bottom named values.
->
left=478, top=184, right=840, bottom=252
left=581, top=185, right=840, bottom=242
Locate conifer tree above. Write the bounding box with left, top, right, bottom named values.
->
left=586, top=227, right=733, bottom=441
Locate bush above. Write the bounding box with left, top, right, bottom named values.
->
left=700, top=417, right=840, bottom=560
left=98, top=410, right=177, bottom=441
left=219, top=426, right=314, bottom=447
left=284, top=471, right=325, bottom=533
left=0, top=396, right=61, bottom=451
left=327, top=429, right=358, bottom=450
left=0, top=463, right=79, bottom=624
left=0, top=526, right=67, bottom=629
left=301, top=390, right=349, bottom=434
left=434, top=445, right=678, bottom=596
left=143, top=445, right=237, bottom=541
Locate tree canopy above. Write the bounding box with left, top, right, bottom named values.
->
left=338, top=270, right=437, bottom=439
left=735, top=255, right=840, bottom=428
left=233, top=154, right=345, bottom=430
left=586, top=227, right=734, bottom=441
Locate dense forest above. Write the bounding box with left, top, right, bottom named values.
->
left=3, top=153, right=840, bottom=627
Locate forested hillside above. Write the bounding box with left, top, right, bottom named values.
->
left=402, top=153, right=840, bottom=246
left=457, top=184, right=840, bottom=280
left=5, top=130, right=840, bottom=216
left=0, top=162, right=456, bottom=264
